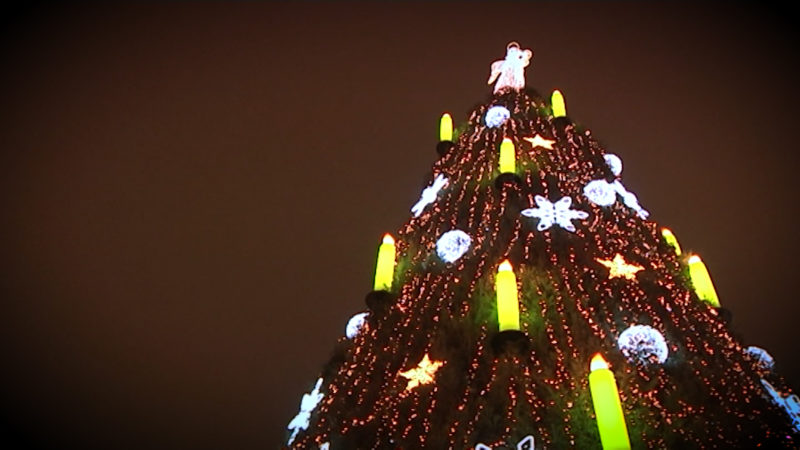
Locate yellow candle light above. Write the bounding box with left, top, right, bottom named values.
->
left=687, top=254, right=721, bottom=307
left=373, top=234, right=396, bottom=291
left=551, top=89, right=567, bottom=118
left=496, top=260, right=520, bottom=331
left=439, top=113, right=453, bottom=142
left=661, top=228, right=682, bottom=256
left=589, top=353, right=631, bottom=450
left=499, top=138, right=516, bottom=174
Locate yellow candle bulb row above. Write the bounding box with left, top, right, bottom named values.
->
left=687, top=254, right=721, bottom=308
left=589, top=353, right=631, bottom=450
left=495, top=260, right=520, bottom=331
left=373, top=233, right=396, bottom=291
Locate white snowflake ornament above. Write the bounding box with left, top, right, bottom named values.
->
left=617, top=325, right=668, bottom=365
left=521, top=195, right=588, bottom=233
left=476, top=435, right=534, bottom=450
left=287, top=378, right=325, bottom=445
left=411, top=174, right=448, bottom=217
left=436, top=229, right=472, bottom=263
left=488, top=42, right=533, bottom=93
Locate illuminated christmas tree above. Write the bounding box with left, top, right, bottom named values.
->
left=284, top=42, right=799, bottom=449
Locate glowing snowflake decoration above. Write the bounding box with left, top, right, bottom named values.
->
left=476, top=435, right=535, bottom=450
left=583, top=179, right=617, bottom=206
left=345, top=312, right=369, bottom=339
left=485, top=106, right=510, bottom=128
left=604, top=153, right=623, bottom=176
left=399, top=354, right=444, bottom=391
left=761, top=378, right=800, bottom=432
left=411, top=174, right=448, bottom=217
left=287, top=378, right=325, bottom=445
left=521, top=195, right=588, bottom=233
left=436, top=229, right=472, bottom=263
left=746, top=346, right=775, bottom=372
left=617, top=325, right=668, bottom=365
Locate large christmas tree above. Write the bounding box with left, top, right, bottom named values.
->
left=284, top=42, right=800, bottom=449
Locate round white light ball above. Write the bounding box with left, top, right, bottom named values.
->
left=604, top=153, right=623, bottom=176
left=345, top=312, right=369, bottom=339
left=436, top=229, right=472, bottom=263
left=583, top=179, right=617, bottom=206
left=617, top=325, right=668, bottom=365
left=485, top=106, right=510, bottom=128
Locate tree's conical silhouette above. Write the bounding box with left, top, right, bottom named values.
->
left=285, top=43, right=799, bottom=449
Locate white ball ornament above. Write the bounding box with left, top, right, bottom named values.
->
left=604, top=153, right=623, bottom=176
left=583, top=179, right=617, bottom=207
left=436, top=230, right=472, bottom=263
left=485, top=106, right=510, bottom=128
left=617, top=325, right=669, bottom=365
left=345, top=312, right=369, bottom=339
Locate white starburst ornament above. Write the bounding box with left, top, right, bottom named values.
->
left=521, top=195, right=588, bottom=232
left=411, top=174, right=448, bottom=217
left=287, top=378, right=325, bottom=445
left=436, top=229, right=472, bottom=263
left=617, top=325, right=668, bottom=365
left=476, top=435, right=535, bottom=450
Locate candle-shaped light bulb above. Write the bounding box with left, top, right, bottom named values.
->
left=495, top=260, right=520, bottom=331
left=498, top=138, right=516, bottom=174
left=439, top=113, right=453, bottom=142
left=687, top=254, right=720, bottom=307
left=551, top=89, right=567, bottom=118
left=373, top=234, right=396, bottom=291
left=661, top=228, right=682, bottom=256
left=589, top=353, right=631, bottom=450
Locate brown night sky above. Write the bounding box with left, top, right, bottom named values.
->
left=1, top=3, right=798, bottom=449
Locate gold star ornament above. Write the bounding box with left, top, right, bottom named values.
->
left=523, top=134, right=556, bottom=150
left=398, top=354, right=444, bottom=391
left=596, top=254, right=644, bottom=280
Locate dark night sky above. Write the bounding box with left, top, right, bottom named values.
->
left=1, top=3, right=798, bottom=449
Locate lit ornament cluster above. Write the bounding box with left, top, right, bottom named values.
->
left=436, top=229, right=472, bottom=263
left=617, top=325, right=669, bottom=365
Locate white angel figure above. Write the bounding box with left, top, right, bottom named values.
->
left=488, top=42, right=533, bottom=93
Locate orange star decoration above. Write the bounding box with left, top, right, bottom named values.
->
left=398, top=354, right=444, bottom=391
left=596, top=254, right=644, bottom=280
left=523, top=134, right=555, bottom=150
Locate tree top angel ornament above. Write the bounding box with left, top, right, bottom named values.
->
left=488, top=42, right=533, bottom=93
